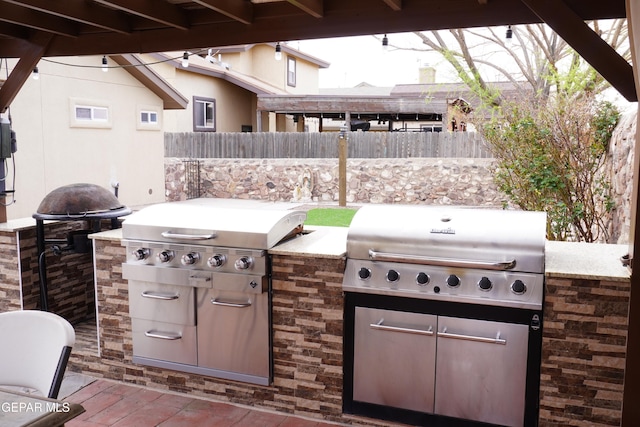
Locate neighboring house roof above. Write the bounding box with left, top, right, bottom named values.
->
left=110, top=54, right=188, bottom=110
left=150, top=52, right=288, bottom=96
left=320, top=85, right=393, bottom=97
left=257, top=93, right=442, bottom=122
left=258, top=80, right=530, bottom=122
left=392, top=81, right=530, bottom=110
left=208, top=43, right=330, bottom=69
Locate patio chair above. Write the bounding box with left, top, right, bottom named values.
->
left=0, top=310, right=75, bottom=399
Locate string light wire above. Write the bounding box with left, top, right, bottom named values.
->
left=40, top=49, right=211, bottom=70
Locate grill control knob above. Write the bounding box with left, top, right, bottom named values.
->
left=358, top=267, right=371, bottom=280
left=478, top=276, right=492, bottom=291
left=447, top=275, right=460, bottom=287
left=207, top=254, right=226, bottom=268
left=157, top=250, right=175, bottom=263
left=511, top=279, right=527, bottom=294
left=181, top=252, right=200, bottom=265
left=386, top=269, right=400, bottom=282
left=235, top=256, right=253, bottom=270
left=416, top=272, right=430, bottom=286
left=132, top=248, right=150, bottom=261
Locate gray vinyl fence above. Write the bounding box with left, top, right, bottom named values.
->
left=165, top=131, right=493, bottom=159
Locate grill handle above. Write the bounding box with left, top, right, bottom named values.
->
left=368, top=249, right=516, bottom=271
left=161, top=231, right=216, bottom=241
left=438, top=327, right=506, bottom=345
left=370, top=318, right=434, bottom=336
left=144, top=330, right=182, bottom=340
left=210, top=298, right=252, bottom=308
left=141, top=291, right=179, bottom=300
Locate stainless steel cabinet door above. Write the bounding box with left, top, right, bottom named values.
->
left=353, top=307, right=437, bottom=413
left=435, top=316, right=529, bottom=427
left=196, top=288, right=269, bottom=378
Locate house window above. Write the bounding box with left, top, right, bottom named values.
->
left=287, top=57, right=296, bottom=87
left=75, top=105, right=108, bottom=122
left=137, top=105, right=161, bottom=130
left=193, top=97, right=216, bottom=132
left=140, top=111, right=158, bottom=124
left=70, top=98, right=112, bottom=128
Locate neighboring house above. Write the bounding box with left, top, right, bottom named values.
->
left=0, top=43, right=329, bottom=220
left=144, top=43, right=329, bottom=133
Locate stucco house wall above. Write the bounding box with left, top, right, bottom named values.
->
left=5, top=55, right=166, bottom=220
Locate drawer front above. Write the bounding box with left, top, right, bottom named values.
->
left=128, top=281, right=196, bottom=325
left=131, top=318, right=197, bottom=365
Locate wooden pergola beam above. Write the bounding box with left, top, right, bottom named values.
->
left=0, top=32, right=52, bottom=113
left=520, top=0, right=637, bottom=101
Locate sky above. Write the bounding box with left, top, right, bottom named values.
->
left=293, top=33, right=453, bottom=88
left=292, top=31, right=634, bottom=110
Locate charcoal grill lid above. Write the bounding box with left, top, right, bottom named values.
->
left=33, top=183, right=132, bottom=220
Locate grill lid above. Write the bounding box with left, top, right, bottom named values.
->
left=122, top=199, right=306, bottom=249
left=346, top=205, right=546, bottom=274
left=33, top=183, right=131, bottom=220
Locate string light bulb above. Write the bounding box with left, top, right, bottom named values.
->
left=382, top=34, right=389, bottom=51
left=181, top=52, right=189, bottom=68
left=205, top=48, right=214, bottom=63
left=506, top=25, right=513, bottom=41
left=101, top=56, right=108, bottom=72
left=274, top=42, right=282, bottom=61
left=32, top=67, right=39, bottom=80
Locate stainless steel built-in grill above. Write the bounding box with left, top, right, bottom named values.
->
left=121, top=199, right=306, bottom=386
left=342, top=205, right=547, bottom=427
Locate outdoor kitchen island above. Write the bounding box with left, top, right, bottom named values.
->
left=72, top=217, right=629, bottom=427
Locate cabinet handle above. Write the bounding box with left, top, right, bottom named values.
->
left=144, top=330, right=182, bottom=340
left=141, top=291, right=179, bottom=300
left=438, top=327, right=506, bottom=345
left=370, top=318, right=434, bottom=336
left=210, top=298, right=252, bottom=308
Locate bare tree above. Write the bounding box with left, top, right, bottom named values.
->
left=402, top=20, right=629, bottom=105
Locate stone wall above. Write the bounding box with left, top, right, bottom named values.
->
left=165, top=157, right=507, bottom=208
left=607, top=109, right=637, bottom=244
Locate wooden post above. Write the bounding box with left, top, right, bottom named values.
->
left=338, top=121, right=348, bottom=207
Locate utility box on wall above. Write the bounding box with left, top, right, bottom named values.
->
left=0, top=117, right=14, bottom=159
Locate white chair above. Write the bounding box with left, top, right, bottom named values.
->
left=0, top=310, right=75, bottom=398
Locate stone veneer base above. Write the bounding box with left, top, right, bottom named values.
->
left=64, top=239, right=629, bottom=427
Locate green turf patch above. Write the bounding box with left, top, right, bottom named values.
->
left=304, top=208, right=358, bottom=227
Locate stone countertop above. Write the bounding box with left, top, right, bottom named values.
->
left=88, top=225, right=630, bottom=282
left=545, top=240, right=630, bottom=282
left=269, top=225, right=347, bottom=259
left=88, top=228, right=125, bottom=243
left=88, top=224, right=348, bottom=258
left=0, top=217, right=37, bottom=232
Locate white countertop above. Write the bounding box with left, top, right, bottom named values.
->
left=0, top=217, right=37, bottom=232
left=269, top=226, right=348, bottom=259
left=89, top=225, right=631, bottom=282
left=545, top=240, right=630, bottom=282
